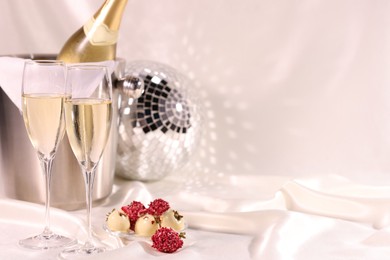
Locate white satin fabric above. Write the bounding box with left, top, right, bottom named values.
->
left=2, top=0, right=390, bottom=259
left=2, top=175, right=390, bottom=259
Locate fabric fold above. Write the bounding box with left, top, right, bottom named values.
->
left=281, top=180, right=390, bottom=229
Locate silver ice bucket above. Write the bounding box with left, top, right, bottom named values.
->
left=0, top=54, right=138, bottom=210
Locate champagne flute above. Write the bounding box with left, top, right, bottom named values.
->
left=19, top=60, right=75, bottom=249
left=61, top=65, right=112, bottom=256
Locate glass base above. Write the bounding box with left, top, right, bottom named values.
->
left=18, top=231, right=76, bottom=250
left=59, top=242, right=105, bottom=258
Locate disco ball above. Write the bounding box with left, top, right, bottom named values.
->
left=115, top=60, right=203, bottom=181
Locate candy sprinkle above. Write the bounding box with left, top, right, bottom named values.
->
left=151, top=227, right=184, bottom=253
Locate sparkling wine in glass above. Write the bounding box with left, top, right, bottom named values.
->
left=60, top=65, right=112, bottom=257
left=19, top=60, right=75, bottom=249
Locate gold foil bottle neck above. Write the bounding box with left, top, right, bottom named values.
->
left=84, top=0, right=128, bottom=45
left=93, top=0, right=128, bottom=31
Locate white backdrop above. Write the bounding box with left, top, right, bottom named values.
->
left=1, top=0, right=390, bottom=185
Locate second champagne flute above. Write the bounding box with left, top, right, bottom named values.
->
left=61, top=65, right=112, bottom=256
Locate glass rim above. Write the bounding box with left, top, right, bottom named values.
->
left=25, top=59, right=65, bottom=65
left=67, top=64, right=110, bottom=71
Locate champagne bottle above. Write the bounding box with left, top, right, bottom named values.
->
left=57, top=0, right=128, bottom=62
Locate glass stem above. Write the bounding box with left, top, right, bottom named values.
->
left=40, top=156, right=54, bottom=237
left=83, top=169, right=96, bottom=244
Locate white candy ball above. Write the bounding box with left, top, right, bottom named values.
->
left=134, top=213, right=159, bottom=237
left=106, top=209, right=130, bottom=232
left=161, top=209, right=185, bottom=231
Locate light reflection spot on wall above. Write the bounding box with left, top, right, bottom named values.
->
left=228, top=151, right=238, bottom=160
left=227, top=130, right=237, bottom=139
left=210, top=156, right=217, bottom=165
left=208, top=146, right=216, bottom=154
left=187, top=71, right=195, bottom=79
left=245, top=143, right=257, bottom=154
left=225, top=116, right=235, bottom=124
left=210, top=75, right=219, bottom=83
left=208, top=121, right=216, bottom=129
left=209, top=131, right=217, bottom=141
left=203, top=100, right=212, bottom=108
left=207, top=110, right=215, bottom=119
left=181, top=36, right=189, bottom=45
left=217, top=86, right=227, bottom=95
left=242, top=121, right=254, bottom=130
left=237, top=102, right=248, bottom=110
